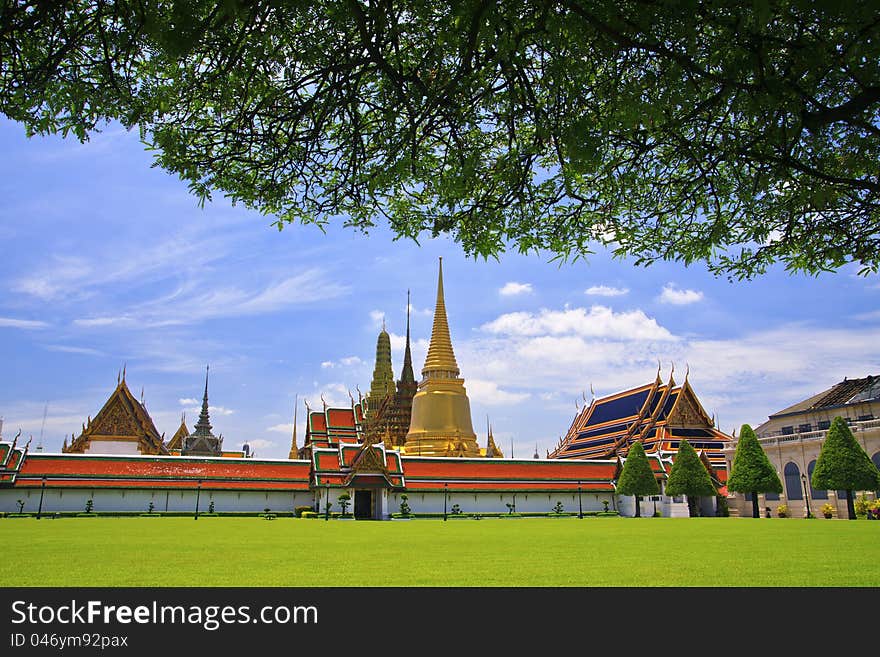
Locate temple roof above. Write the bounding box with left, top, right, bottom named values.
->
left=166, top=415, right=190, bottom=451
left=14, top=452, right=311, bottom=491
left=65, top=377, right=168, bottom=455
left=422, top=258, right=460, bottom=377
left=549, top=371, right=729, bottom=467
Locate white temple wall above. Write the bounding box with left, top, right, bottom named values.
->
left=0, top=488, right=312, bottom=514
left=385, top=490, right=615, bottom=517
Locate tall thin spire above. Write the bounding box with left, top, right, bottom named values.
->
left=288, top=395, right=299, bottom=459
left=194, top=365, right=212, bottom=434
left=400, top=289, right=415, bottom=385
left=422, top=257, right=459, bottom=376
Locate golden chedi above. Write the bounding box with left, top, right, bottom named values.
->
left=404, top=258, right=480, bottom=457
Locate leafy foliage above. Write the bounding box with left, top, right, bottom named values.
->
left=398, top=494, right=411, bottom=516
left=664, top=439, right=716, bottom=512
left=552, top=501, right=564, bottom=514
left=337, top=493, right=351, bottom=516
left=728, top=424, right=783, bottom=494
left=617, top=441, right=660, bottom=497
left=84, top=499, right=93, bottom=514
left=2, top=2, right=879, bottom=278
left=811, top=417, right=880, bottom=493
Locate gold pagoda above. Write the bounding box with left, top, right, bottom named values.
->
left=404, top=258, right=480, bottom=457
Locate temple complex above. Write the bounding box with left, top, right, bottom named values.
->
left=1, top=260, right=740, bottom=519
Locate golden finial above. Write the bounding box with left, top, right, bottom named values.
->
left=421, top=257, right=460, bottom=376
left=320, top=393, right=327, bottom=410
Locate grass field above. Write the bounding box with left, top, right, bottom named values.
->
left=2, top=516, right=878, bottom=586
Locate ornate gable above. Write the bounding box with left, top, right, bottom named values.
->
left=90, top=396, right=141, bottom=437
left=65, top=379, right=168, bottom=455
left=666, top=381, right=712, bottom=427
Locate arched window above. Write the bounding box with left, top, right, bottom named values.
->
left=808, top=460, right=827, bottom=499
left=784, top=462, right=802, bottom=500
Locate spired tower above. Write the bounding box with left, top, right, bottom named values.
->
left=365, top=320, right=395, bottom=419
left=182, top=366, right=223, bottom=457
left=404, top=258, right=480, bottom=457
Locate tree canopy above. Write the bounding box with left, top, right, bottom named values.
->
left=665, top=439, right=716, bottom=515
left=727, top=423, right=782, bottom=517
left=2, top=1, right=879, bottom=278
left=617, top=440, right=659, bottom=517
left=812, top=416, right=880, bottom=497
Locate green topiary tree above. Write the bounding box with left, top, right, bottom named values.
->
left=616, top=440, right=660, bottom=518
left=727, top=424, right=783, bottom=518
left=811, top=416, right=880, bottom=520
left=398, top=494, right=411, bottom=516
left=337, top=493, right=351, bottom=517
left=664, top=440, right=716, bottom=517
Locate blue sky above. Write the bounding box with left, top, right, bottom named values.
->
left=1, top=117, right=879, bottom=458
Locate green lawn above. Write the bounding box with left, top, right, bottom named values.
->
left=2, top=516, right=878, bottom=586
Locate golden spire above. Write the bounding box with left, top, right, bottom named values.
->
left=404, top=258, right=480, bottom=457
left=422, top=257, right=460, bottom=377
left=288, top=395, right=299, bottom=459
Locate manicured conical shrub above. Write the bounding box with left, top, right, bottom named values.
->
left=812, top=416, right=880, bottom=519
left=727, top=424, right=783, bottom=518
left=617, top=440, right=660, bottom=517
left=665, top=439, right=716, bottom=517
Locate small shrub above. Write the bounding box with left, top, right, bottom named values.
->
left=399, top=494, right=411, bottom=516
left=854, top=493, right=870, bottom=518
left=505, top=502, right=516, bottom=514
left=294, top=505, right=313, bottom=518
left=776, top=504, right=788, bottom=518
left=652, top=510, right=662, bottom=518
left=715, top=495, right=729, bottom=517
left=338, top=493, right=351, bottom=516
left=148, top=501, right=155, bottom=514
left=208, top=500, right=215, bottom=514
left=821, top=503, right=835, bottom=518
left=85, top=499, right=93, bottom=514
left=301, top=511, right=318, bottom=519
left=552, top=501, right=565, bottom=514
left=602, top=500, right=610, bottom=512
left=16, top=499, right=25, bottom=514
left=450, top=504, right=462, bottom=515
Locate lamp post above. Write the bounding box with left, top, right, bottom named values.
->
left=443, top=483, right=448, bottom=521
left=325, top=484, right=330, bottom=521
left=801, top=473, right=812, bottom=518
left=577, top=481, right=583, bottom=519
left=36, top=477, right=46, bottom=520
left=194, top=479, right=202, bottom=520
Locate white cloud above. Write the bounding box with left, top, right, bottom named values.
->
left=266, top=423, right=294, bottom=434
left=0, top=317, right=49, bottom=329
left=73, top=316, right=135, bottom=328
left=658, top=283, right=704, bottom=305
left=321, top=356, right=364, bottom=369
left=466, top=379, right=531, bottom=406
left=242, top=438, right=274, bottom=451
left=178, top=398, right=199, bottom=406
left=369, top=310, right=385, bottom=327
left=480, top=306, right=675, bottom=341
left=499, top=282, right=533, bottom=296
left=853, top=310, right=880, bottom=321
left=585, top=285, right=629, bottom=297
left=73, top=269, right=348, bottom=328
left=44, top=345, right=103, bottom=356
